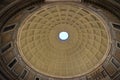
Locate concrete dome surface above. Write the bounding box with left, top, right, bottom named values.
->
left=17, top=2, right=111, bottom=78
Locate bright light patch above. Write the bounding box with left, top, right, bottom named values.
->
left=59, top=32, right=69, bottom=41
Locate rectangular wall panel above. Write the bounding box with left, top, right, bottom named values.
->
left=8, top=58, right=17, bottom=69
left=20, top=69, right=28, bottom=79
left=13, top=63, right=24, bottom=76
left=111, top=57, right=120, bottom=69
left=1, top=43, right=12, bottom=53
left=2, top=24, right=15, bottom=32
left=103, top=61, right=118, bottom=77
left=114, top=49, right=120, bottom=63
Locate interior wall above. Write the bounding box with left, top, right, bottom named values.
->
left=0, top=0, right=120, bottom=80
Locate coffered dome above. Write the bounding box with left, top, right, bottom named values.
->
left=17, top=2, right=111, bottom=78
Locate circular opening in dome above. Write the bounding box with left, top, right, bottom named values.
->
left=59, top=32, right=69, bottom=41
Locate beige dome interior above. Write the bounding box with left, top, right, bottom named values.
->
left=17, top=2, right=111, bottom=78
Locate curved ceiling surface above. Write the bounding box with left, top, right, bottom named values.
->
left=17, top=2, right=111, bottom=78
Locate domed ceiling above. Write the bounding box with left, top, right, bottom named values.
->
left=16, top=2, right=111, bottom=78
